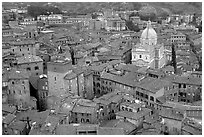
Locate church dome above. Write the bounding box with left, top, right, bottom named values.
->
left=141, top=20, right=157, bottom=39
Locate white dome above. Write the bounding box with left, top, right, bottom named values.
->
left=141, top=20, right=157, bottom=39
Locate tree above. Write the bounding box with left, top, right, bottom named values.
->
left=27, top=5, right=62, bottom=19
left=140, top=13, right=157, bottom=21
left=171, top=43, right=177, bottom=74
left=125, top=20, right=140, bottom=32
left=68, top=46, right=75, bottom=65
left=131, top=2, right=142, bottom=10
left=139, top=6, right=157, bottom=21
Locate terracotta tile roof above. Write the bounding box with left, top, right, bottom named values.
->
left=2, top=104, right=16, bottom=114
left=173, top=76, right=202, bottom=86
left=159, top=109, right=184, bottom=121
left=9, top=39, right=36, bottom=45
left=56, top=124, right=76, bottom=135
left=2, top=114, right=16, bottom=124
left=98, top=127, right=125, bottom=135
left=101, top=119, right=135, bottom=134
left=182, top=125, right=202, bottom=135
left=8, top=121, right=27, bottom=131
left=72, top=105, right=96, bottom=114
left=163, top=101, right=202, bottom=111
left=41, top=115, right=60, bottom=133
left=17, top=55, right=43, bottom=64
left=116, top=108, right=151, bottom=120
left=138, top=77, right=171, bottom=93
left=101, top=72, right=139, bottom=87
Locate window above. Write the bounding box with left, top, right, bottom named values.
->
left=139, top=55, right=142, bottom=58
left=183, top=84, right=186, bottom=88
left=35, top=66, right=39, bottom=70
left=28, top=48, right=29, bottom=51
left=20, top=49, right=21, bottom=51
left=54, top=77, right=56, bottom=81
left=27, top=67, right=31, bottom=71
left=12, top=81, right=14, bottom=84
left=86, top=119, right=90, bottom=123
left=150, top=96, right=154, bottom=102
left=81, top=118, right=85, bottom=123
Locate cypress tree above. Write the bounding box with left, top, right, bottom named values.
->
left=171, top=43, right=177, bottom=74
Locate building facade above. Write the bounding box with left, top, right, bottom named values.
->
left=9, top=40, right=39, bottom=56
left=16, top=55, right=43, bottom=76
left=132, top=21, right=166, bottom=69
left=47, top=59, right=72, bottom=97
left=7, top=69, right=30, bottom=109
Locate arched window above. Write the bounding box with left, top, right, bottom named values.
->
left=81, top=118, right=85, bottom=123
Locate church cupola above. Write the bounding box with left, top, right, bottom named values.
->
left=140, top=20, right=157, bottom=46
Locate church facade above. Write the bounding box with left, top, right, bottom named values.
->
left=132, top=21, right=166, bottom=69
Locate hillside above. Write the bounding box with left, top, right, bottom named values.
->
left=3, top=2, right=202, bottom=16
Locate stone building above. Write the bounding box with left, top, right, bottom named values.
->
left=70, top=99, right=99, bottom=124
left=170, top=32, right=186, bottom=44
left=16, top=55, right=43, bottom=76
left=9, top=40, right=39, bottom=57
left=29, top=74, right=49, bottom=111
left=47, top=59, right=72, bottom=97
left=63, top=68, right=84, bottom=97
left=7, top=69, right=30, bottom=109
left=132, top=20, right=166, bottom=69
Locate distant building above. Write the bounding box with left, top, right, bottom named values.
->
left=105, top=18, right=126, bottom=31
left=170, top=32, right=186, bottom=44
left=19, top=17, right=37, bottom=26
left=47, top=14, right=63, bottom=25
left=89, top=19, right=105, bottom=30
left=9, top=40, right=39, bottom=56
